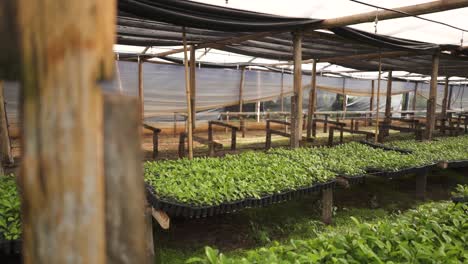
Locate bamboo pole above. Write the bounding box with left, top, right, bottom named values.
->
left=374, top=55, right=382, bottom=143
left=306, top=60, right=317, bottom=139
left=441, top=76, right=450, bottom=118
left=239, top=67, right=246, bottom=137
left=16, top=0, right=115, bottom=262
left=138, top=57, right=144, bottom=120
left=0, top=80, right=13, bottom=169
left=182, top=28, right=193, bottom=159
left=426, top=52, right=440, bottom=140
left=190, top=46, right=196, bottom=129
left=291, top=31, right=303, bottom=148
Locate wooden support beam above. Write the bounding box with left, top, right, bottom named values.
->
left=441, top=76, right=450, bottom=118
left=17, top=0, right=115, bottom=262
left=447, top=84, right=453, bottom=111
left=306, top=60, right=317, bottom=139
left=369, top=80, right=375, bottom=126
left=0, top=81, right=13, bottom=169
left=103, top=94, right=146, bottom=264
left=385, top=71, right=393, bottom=121
left=290, top=31, right=303, bottom=148
left=317, top=0, right=468, bottom=29
left=321, top=188, right=333, bottom=225
left=190, top=46, right=196, bottom=130
left=182, top=29, right=194, bottom=159
left=280, top=72, right=285, bottom=112
left=426, top=52, right=440, bottom=140
left=374, top=56, right=382, bottom=143
left=239, top=67, right=246, bottom=138
left=138, top=58, right=144, bottom=120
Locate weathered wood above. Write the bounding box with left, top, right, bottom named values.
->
left=138, top=58, right=144, bottom=120
left=318, top=0, right=468, bottom=29
left=231, top=129, right=237, bottom=151
left=182, top=29, right=194, bottom=159
left=179, top=133, right=186, bottom=158
left=306, top=60, right=317, bottom=139
left=265, top=120, right=272, bottom=150
left=290, top=31, right=303, bottom=148
left=321, top=188, right=333, bottom=225
left=374, top=56, right=383, bottom=143
left=412, top=82, right=418, bottom=111
left=152, top=208, right=170, bottom=230
left=280, top=72, right=285, bottom=112
left=328, top=127, right=335, bottom=146
left=447, top=84, right=453, bottom=111
left=17, top=0, right=115, bottom=262
left=208, top=122, right=215, bottom=156
left=190, top=46, right=196, bottom=129
left=0, top=81, right=13, bottom=168
left=145, top=206, right=155, bottom=264
left=104, top=94, right=147, bottom=264
left=369, top=80, right=375, bottom=126
left=384, top=71, right=393, bottom=121
left=426, top=53, right=440, bottom=140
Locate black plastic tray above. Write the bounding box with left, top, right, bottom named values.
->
left=338, top=175, right=366, bottom=185
left=145, top=180, right=336, bottom=218
left=451, top=196, right=468, bottom=203
left=368, top=163, right=435, bottom=179
left=445, top=160, right=468, bottom=169
left=0, top=239, right=21, bottom=255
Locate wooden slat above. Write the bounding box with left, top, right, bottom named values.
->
left=17, top=0, right=115, bottom=263
left=103, top=94, right=147, bottom=264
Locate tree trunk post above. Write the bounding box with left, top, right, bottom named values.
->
left=239, top=67, right=246, bottom=138
left=0, top=80, right=13, bottom=170
left=306, top=60, right=317, bottom=140
left=17, top=0, right=115, bottom=262
left=190, top=45, right=196, bottom=130
left=321, top=188, right=333, bottom=225
left=425, top=52, right=440, bottom=140
left=290, top=31, right=303, bottom=148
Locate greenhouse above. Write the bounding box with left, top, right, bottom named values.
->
left=0, top=0, right=467, bottom=263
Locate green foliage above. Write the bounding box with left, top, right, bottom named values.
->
left=452, top=184, right=468, bottom=197
left=387, top=135, right=468, bottom=163
left=144, top=151, right=336, bottom=206
left=190, top=202, right=468, bottom=263
left=0, top=175, right=21, bottom=241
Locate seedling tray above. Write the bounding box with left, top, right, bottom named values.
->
left=0, top=239, right=21, bottom=256
left=445, top=160, right=468, bottom=169
left=338, top=175, right=366, bottom=185
left=369, top=163, right=435, bottom=179
left=358, top=140, right=413, bottom=154
left=145, top=180, right=336, bottom=218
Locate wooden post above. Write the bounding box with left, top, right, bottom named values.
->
left=415, top=169, right=427, bottom=200
left=426, top=52, right=440, bottom=140
left=17, top=0, right=115, bottom=262
left=231, top=129, right=237, bottom=151
left=208, top=123, right=215, bottom=156
left=447, top=84, right=453, bottom=111
left=152, top=131, right=159, bottom=159
left=0, top=81, right=13, bottom=169
left=383, top=71, right=393, bottom=138
left=145, top=206, right=155, bottom=264
left=369, top=80, right=375, bottom=126
left=321, top=188, right=333, bottom=225
left=412, top=82, right=418, bottom=111
left=103, top=94, right=147, bottom=264
left=374, top=56, right=382, bottom=143
left=138, top=57, right=144, bottom=120
left=290, top=31, right=303, bottom=148
left=190, top=45, right=196, bottom=130
left=306, top=60, right=317, bottom=139
left=182, top=29, right=194, bottom=159
left=328, top=127, right=335, bottom=146
left=324, top=114, right=329, bottom=133
left=178, top=133, right=186, bottom=158
left=265, top=120, right=272, bottom=150
left=239, top=67, right=246, bottom=137
left=441, top=76, right=450, bottom=118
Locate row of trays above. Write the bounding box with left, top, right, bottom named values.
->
left=146, top=181, right=336, bottom=219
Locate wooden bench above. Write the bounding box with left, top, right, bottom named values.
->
left=208, top=121, right=239, bottom=156
left=143, top=124, right=161, bottom=159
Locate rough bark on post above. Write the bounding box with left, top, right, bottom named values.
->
left=104, top=94, right=147, bottom=264
left=0, top=81, right=13, bottom=169
left=290, top=31, right=303, bottom=148
left=306, top=60, right=317, bottom=139
left=17, top=0, right=115, bottom=262
left=321, top=188, right=333, bottom=225
left=190, top=46, right=196, bottom=130
left=426, top=52, right=440, bottom=140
